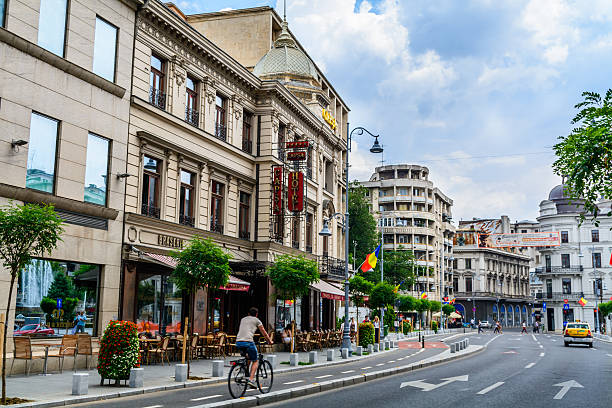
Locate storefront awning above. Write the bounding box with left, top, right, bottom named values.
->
left=311, top=280, right=345, bottom=301
left=142, top=252, right=250, bottom=292
left=329, top=282, right=368, bottom=302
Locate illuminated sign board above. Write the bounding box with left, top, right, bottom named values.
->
left=286, top=141, right=309, bottom=149
left=287, top=151, right=307, bottom=161
left=288, top=171, right=304, bottom=212
left=272, top=166, right=283, bottom=215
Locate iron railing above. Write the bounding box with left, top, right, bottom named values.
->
left=179, top=214, right=195, bottom=227
left=535, top=266, right=583, bottom=274
left=242, top=139, right=252, bottom=154
left=318, top=255, right=346, bottom=282
left=149, top=87, right=166, bottom=110
left=210, top=220, right=224, bottom=234
left=185, top=107, right=199, bottom=126
left=141, top=203, right=160, bottom=219
left=215, top=124, right=227, bottom=141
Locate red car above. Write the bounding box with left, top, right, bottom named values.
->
left=14, top=324, right=55, bottom=336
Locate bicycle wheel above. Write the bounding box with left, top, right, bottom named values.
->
left=228, top=363, right=248, bottom=399
left=257, top=359, right=273, bottom=393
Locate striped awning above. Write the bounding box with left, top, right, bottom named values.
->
left=310, top=280, right=345, bottom=301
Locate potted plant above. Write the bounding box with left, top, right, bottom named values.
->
left=98, top=320, right=140, bottom=385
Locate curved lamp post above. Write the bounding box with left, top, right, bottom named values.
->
left=319, top=126, right=383, bottom=353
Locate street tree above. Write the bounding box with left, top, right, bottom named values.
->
left=382, top=248, right=416, bottom=290
left=171, top=236, right=231, bottom=374
left=347, top=275, right=374, bottom=325
left=267, top=255, right=319, bottom=352
left=348, top=182, right=379, bottom=266
left=415, top=299, right=430, bottom=328
left=442, top=304, right=455, bottom=316
left=553, top=90, right=612, bottom=224
left=0, top=203, right=63, bottom=403
left=398, top=295, right=417, bottom=313
left=369, top=282, right=397, bottom=310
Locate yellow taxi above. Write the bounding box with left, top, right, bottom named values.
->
left=563, top=321, right=593, bottom=347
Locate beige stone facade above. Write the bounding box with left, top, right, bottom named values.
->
left=0, top=0, right=141, bottom=349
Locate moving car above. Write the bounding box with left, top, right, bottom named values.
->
left=479, top=321, right=491, bottom=328
left=564, top=322, right=593, bottom=347
left=14, top=324, right=55, bottom=336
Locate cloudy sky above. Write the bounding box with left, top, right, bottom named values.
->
left=176, top=0, right=612, bottom=222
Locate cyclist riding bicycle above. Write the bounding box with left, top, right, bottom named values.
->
left=235, top=307, right=273, bottom=389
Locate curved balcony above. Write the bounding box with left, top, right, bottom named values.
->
left=381, top=226, right=436, bottom=236
left=417, top=260, right=436, bottom=267
left=412, top=196, right=427, bottom=203
left=378, top=196, right=395, bottom=203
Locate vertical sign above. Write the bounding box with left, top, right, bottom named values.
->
left=288, top=171, right=304, bottom=212
left=272, top=166, right=283, bottom=215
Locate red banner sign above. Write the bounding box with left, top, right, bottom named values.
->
left=287, top=151, right=307, bottom=161
left=288, top=171, right=304, bottom=212
left=286, top=141, right=309, bottom=149
left=272, top=166, right=283, bottom=215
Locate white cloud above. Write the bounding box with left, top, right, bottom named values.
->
left=543, top=44, right=569, bottom=64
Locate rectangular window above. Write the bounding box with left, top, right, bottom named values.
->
left=242, top=111, right=252, bottom=153
left=453, top=277, right=459, bottom=293
left=215, top=95, right=227, bottom=141
left=561, top=254, right=570, bottom=269
left=1, top=0, right=6, bottom=28
left=239, top=191, right=250, bottom=240
left=591, top=230, right=599, bottom=242
left=17, top=259, right=100, bottom=336
left=179, top=170, right=194, bottom=227
left=141, top=156, right=161, bottom=218
left=84, top=133, right=109, bottom=205
left=291, top=218, right=300, bottom=249
left=465, top=277, right=472, bottom=292
left=26, top=112, right=59, bottom=193
left=546, top=279, right=552, bottom=298
left=38, top=0, right=68, bottom=56
left=305, top=213, right=313, bottom=253
left=593, top=252, right=601, bottom=268
left=562, top=278, right=572, bottom=294
left=545, top=255, right=551, bottom=272
left=185, top=76, right=198, bottom=126
left=561, top=231, right=568, bottom=243
left=149, top=55, right=166, bottom=109
left=465, top=259, right=471, bottom=269
left=93, top=17, right=118, bottom=82
left=210, top=180, right=224, bottom=233
left=277, top=123, right=286, bottom=161
left=398, top=188, right=409, bottom=195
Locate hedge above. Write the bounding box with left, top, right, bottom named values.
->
left=402, top=320, right=412, bottom=334
left=358, top=322, right=375, bottom=347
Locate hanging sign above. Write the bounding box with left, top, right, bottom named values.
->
left=286, top=141, right=309, bottom=149
left=288, top=171, right=304, bottom=212
left=272, top=166, right=283, bottom=215
left=287, top=151, right=307, bottom=161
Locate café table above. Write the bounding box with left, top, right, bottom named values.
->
left=35, top=343, right=62, bottom=376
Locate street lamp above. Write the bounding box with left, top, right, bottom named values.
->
left=319, top=125, right=383, bottom=353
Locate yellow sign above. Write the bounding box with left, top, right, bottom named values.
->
left=321, top=108, right=337, bottom=130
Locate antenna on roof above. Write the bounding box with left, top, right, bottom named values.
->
left=283, top=0, right=287, bottom=21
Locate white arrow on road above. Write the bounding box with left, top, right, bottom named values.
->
left=553, top=380, right=583, bottom=400
left=400, top=375, right=469, bottom=391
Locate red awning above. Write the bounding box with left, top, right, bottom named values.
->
left=311, top=280, right=345, bottom=301
left=329, top=282, right=368, bottom=302
left=142, top=252, right=249, bottom=292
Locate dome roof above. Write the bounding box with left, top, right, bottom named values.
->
left=548, top=184, right=567, bottom=201
left=252, top=21, right=317, bottom=80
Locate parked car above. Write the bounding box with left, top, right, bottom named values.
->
left=479, top=321, right=491, bottom=328
left=564, top=322, right=593, bottom=347
left=14, top=324, right=55, bottom=336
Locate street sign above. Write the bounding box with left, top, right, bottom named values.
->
left=543, top=302, right=546, bottom=311
left=563, top=304, right=570, bottom=310
left=56, top=298, right=62, bottom=309
left=563, top=299, right=569, bottom=304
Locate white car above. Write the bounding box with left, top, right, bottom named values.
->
left=479, top=321, right=491, bottom=328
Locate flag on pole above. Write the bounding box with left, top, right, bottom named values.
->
left=360, top=244, right=381, bottom=273
left=420, top=292, right=428, bottom=299
left=449, top=297, right=456, bottom=305
left=578, top=297, right=587, bottom=306
left=393, top=280, right=405, bottom=294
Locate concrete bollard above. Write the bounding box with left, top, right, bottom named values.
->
left=266, top=354, right=278, bottom=369
left=290, top=353, right=299, bottom=367
left=373, top=343, right=380, bottom=352
left=72, top=373, right=88, bottom=395
left=212, top=360, right=224, bottom=377
left=367, top=344, right=374, bottom=354
left=341, top=348, right=349, bottom=359
left=459, top=341, right=465, bottom=350
left=355, top=346, right=363, bottom=356
left=308, top=351, right=317, bottom=364
left=326, top=349, right=334, bottom=361
left=129, top=367, right=144, bottom=388
left=384, top=341, right=390, bottom=350
left=466, top=338, right=469, bottom=347
left=450, top=343, right=456, bottom=353
left=175, top=364, right=188, bottom=382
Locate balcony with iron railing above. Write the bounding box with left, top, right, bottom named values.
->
left=179, top=214, right=195, bottom=228
left=537, top=292, right=582, bottom=301
left=149, top=87, right=166, bottom=110
left=305, top=245, right=313, bottom=254
left=292, top=240, right=299, bottom=249
left=185, top=107, right=199, bottom=127
left=535, top=265, right=583, bottom=275
left=210, top=220, right=224, bottom=234
left=215, top=123, right=227, bottom=142
left=239, top=230, right=250, bottom=241
left=141, top=203, right=160, bottom=219
left=318, top=255, right=346, bottom=282
left=242, top=139, right=252, bottom=154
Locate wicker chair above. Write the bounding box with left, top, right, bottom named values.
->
left=147, top=336, right=172, bottom=365
left=11, top=337, right=43, bottom=376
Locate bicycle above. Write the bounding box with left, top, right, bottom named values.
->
left=228, top=349, right=273, bottom=398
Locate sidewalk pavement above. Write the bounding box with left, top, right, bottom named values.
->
left=7, top=329, right=464, bottom=408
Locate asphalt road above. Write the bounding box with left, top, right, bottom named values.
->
left=270, top=329, right=612, bottom=408
left=71, top=331, right=473, bottom=408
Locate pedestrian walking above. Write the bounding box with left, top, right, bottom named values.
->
left=534, top=320, right=539, bottom=334
left=521, top=320, right=527, bottom=334
left=477, top=320, right=483, bottom=334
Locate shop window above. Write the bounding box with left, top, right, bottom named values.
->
left=239, top=191, right=250, bottom=240
left=561, top=231, right=568, bottom=243
left=210, top=180, right=224, bottom=233
left=591, top=230, right=599, bottom=242
left=84, top=133, right=110, bottom=206
left=179, top=170, right=195, bottom=227
left=593, top=252, right=601, bottom=268
left=26, top=112, right=59, bottom=194
left=93, top=17, right=118, bottom=82
left=16, top=259, right=100, bottom=336
left=136, top=273, right=182, bottom=336
left=305, top=213, right=313, bottom=253
left=38, top=0, right=68, bottom=57
left=149, top=55, right=166, bottom=109
left=141, top=156, right=161, bottom=218
left=215, top=95, right=227, bottom=141
left=242, top=111, right=252, bottom=153
left=185, top=76, right=198, bottom=126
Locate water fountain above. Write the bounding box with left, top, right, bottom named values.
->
left=17, top=259, right=55, bottom=308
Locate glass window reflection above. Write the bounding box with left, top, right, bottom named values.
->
left=26, top=113, right=58, bottom=193
left=93, top=17, right=118, bottom=82
left=1, top=0, right=7, bottom=28
left=84, top=133, right=110, bottom=205
left=37, top=0, right=68, bottom=57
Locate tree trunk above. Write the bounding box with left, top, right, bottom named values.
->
left=2, top=271, right=16, bottom=404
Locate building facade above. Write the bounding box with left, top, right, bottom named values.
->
left=535, top=184, right=612, bottom=333
left=0, top=0, right=141, bottom=342
left=360, top=165, right=455, bottom=301
left=453, top=216, right=533, bottom=326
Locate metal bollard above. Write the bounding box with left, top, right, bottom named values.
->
left=341, top=348, right=349, bottom=359
left=175, top=364, right=188, bottom=382
left=367, top=344, right=374, bottom=354
left=422, top=335, right=425, bottom=349
left=355, top=346, right=363, bottom=356
left=373, top=343, right=380, bottom=352
left=450, top=343, right=456, bottom=353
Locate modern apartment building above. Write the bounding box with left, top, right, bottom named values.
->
left=360, top=165, right=455, bottom=301
left=536, top=184, right=612, bottom=333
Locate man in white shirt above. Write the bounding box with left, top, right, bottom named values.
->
left=235, top=307, right=273, bottom=388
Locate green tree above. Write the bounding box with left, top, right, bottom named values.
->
left=267, top=255, right=319, bottom=352
left=415, top=299, right=430, bottom=328
left=348, top=182, right=379, bottom=267
left=0, top=203, right=63, bottom=403
left=398, top=295, right=417, bottom=313
left=442, top=304, right=455, bottom=316
left=347, top=275, right=374, bottom=328
left=429, top=300, right=442, bottom=313
left=39, top=297, right=56, bottom=317
left=369, top=282, right=397, bottom=310
left=553, top=90, right=612, bottom=223
left=382, top=248, right=416, bottom=290
left=171, top=236, right=231, bottom=374
left=47, top=271, right=76, bottom=300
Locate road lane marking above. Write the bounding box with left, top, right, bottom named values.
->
left=341, top=370, right=355, bottom=374
left=551, top=339, right=557, bottom=342
left=553, top=380, right=583, bottom=400
left=540, top=352, right=545, bottom=357
left=477, top=382, right=504, bottom=395
left=191, top=395, right=222, bottom=401
left=400, top=375, right=469, bottom=391
left=315, top=375, right=333, bottom=379
left=361, top=366, right=372, bottom=370
left=531, top=334, right=537, bottom=341
left=388, top=360, right=396, bottom=363
left=607, top=354, right=612, bottom=357
left=284, top=380, right=303, bottom=385
left=525, top=362, right=536, bottom=368
left=376, top=363, right=384, bottom=366
left=539, top=345, right=544, bottom=348
left=143, top=406, right=163, bottom=408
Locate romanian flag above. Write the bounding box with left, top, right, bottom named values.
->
left=449, top=297, right=456, bottom=305
left=579, top=297, right=587, bottom=306
left=420, top=292, right=428, bottom=299
left=393, top=280, right=405, bottom=294
left=360, top=244, right=381, bottom=273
